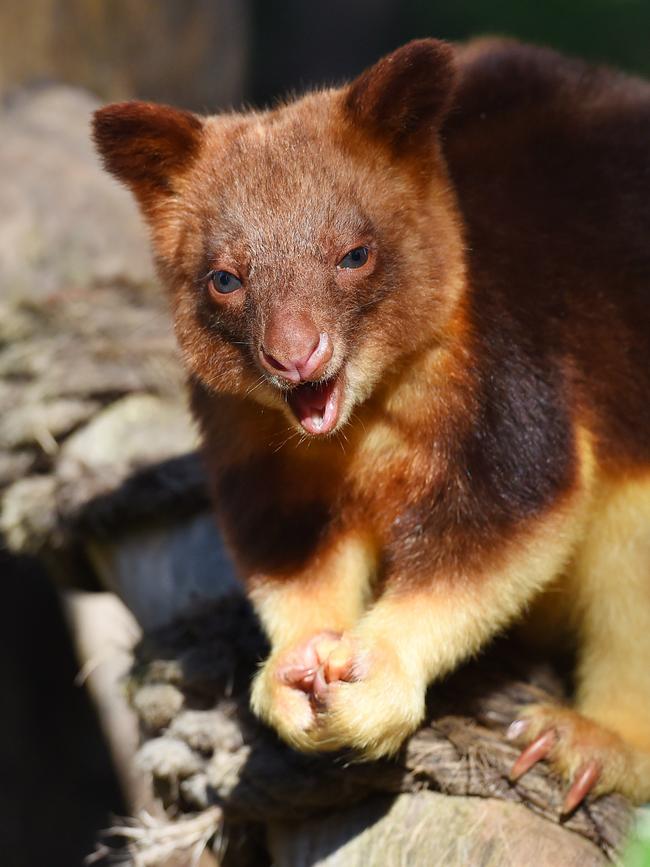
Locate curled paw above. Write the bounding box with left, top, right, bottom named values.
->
left=506, top=703, right=636, bottom=813
left=250, top=630, right=352, bottom=750
left=310, top=634, right=361, bottom=706
left=308, top=635, right=426, bottom=758
left=251, top=631, right=425, bottom=759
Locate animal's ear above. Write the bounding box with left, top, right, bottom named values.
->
left=343, top=39, right=457, bottom=150
left=92, top=101, right=204, bottom=211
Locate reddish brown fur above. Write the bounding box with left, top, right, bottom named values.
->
left=93, top=102, right=203, bottom=208
left=93, top=39, right=650, bottom=801
left=345, top=40, right=458, bottom=149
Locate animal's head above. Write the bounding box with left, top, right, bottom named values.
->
left=93, top=39, right=464, bottom=437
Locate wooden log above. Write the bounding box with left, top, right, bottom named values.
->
left=267, top=792, right=610, bottom=867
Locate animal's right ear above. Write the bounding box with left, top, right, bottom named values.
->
left=92, top=101, right=204, bottom=213
left=343, top=39, right=457, bottom=153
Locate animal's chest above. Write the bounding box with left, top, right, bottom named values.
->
left=343, top=418, right=442, bottom=535
left=218, top=416, right=443, bottom=575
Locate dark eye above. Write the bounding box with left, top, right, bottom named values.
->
left=208, top=270, right=242, bottom=294
left=338, top=246, right=369, bottom=269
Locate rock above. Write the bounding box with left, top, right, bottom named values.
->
left=0, top=393, right=199, bottom=560
left=0, top=85, right=154, bottom=300
left=0, top=398, right=100, bottom=450
left=59, top=393, right=198, bottom=482
left=0, top=301, right=39, bottom=346
left=0, top=85, right=215, bottom=605
left=0, top=284, right=183, bottom=411
left=0, top=86, right=192, bottom=561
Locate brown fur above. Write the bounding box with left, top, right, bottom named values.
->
left=93, top=38, right=650, bottom=802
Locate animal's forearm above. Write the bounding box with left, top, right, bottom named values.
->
left=247, top=529, right=376, bottom=647
left=358, top=506, right=585, bottom=687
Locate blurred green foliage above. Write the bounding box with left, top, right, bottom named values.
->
left=405, top=0, right=650, bottom=76
left=623, top=811, right=650, bottom=867
left=250, top=0, right=650, bottom=105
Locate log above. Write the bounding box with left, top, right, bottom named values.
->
left=267, top=793, right=609, bottom=867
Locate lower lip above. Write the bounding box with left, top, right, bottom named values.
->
left=287, top=376, right=343, bottom=435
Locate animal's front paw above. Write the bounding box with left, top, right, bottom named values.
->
left=507, top=703, right=639, bottom=812
left=251, top=631, right=426, bottom=759
left=250, top=630, right=347, bottom=751
left=309, top=634, right=427, bottom=759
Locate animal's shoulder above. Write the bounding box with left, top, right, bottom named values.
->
left=447, top=37, right=649, bottom=132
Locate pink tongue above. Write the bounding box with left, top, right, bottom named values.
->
left=289, top=380, right=337, bottom=434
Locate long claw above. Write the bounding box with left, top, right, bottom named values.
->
left=561, top=760, right=601, bottom=816
left=509, top=729, right=557, bottom=782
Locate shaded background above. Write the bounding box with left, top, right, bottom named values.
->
left=0, top=2, right=648, bottom=866
left=1, top=0, right=649, bottom=111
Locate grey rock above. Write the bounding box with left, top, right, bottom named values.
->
left=0, top=398, right=100, bottom=450
left=0, top=85, right=153, bottom=300
left=58, top=393, right=198, bottom=482
left=0, top=85, right=236, bottom=619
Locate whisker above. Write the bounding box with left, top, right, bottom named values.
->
left=244, top=375, right=266, bottom=397
left=350, top=410, right=366, bottom=434
left=268, top=420, right=300, bottom=450
left=272, top=427, right=301, bottom=453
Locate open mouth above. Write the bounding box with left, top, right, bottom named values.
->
left=286, top=375, right=343, bottom=435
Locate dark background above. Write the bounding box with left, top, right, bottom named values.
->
left=249, top=0, right=650, bottom=106
left=1, top=2, right=648, bottom=865
left=1, top=0, right=649, bottom=111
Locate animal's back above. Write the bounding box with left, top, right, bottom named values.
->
left=445, top=39, right=650, bottom=472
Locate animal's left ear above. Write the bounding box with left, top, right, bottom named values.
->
left=343, top=39, right=457, bottom=151
left=92, top=101, right=204, bottom=214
